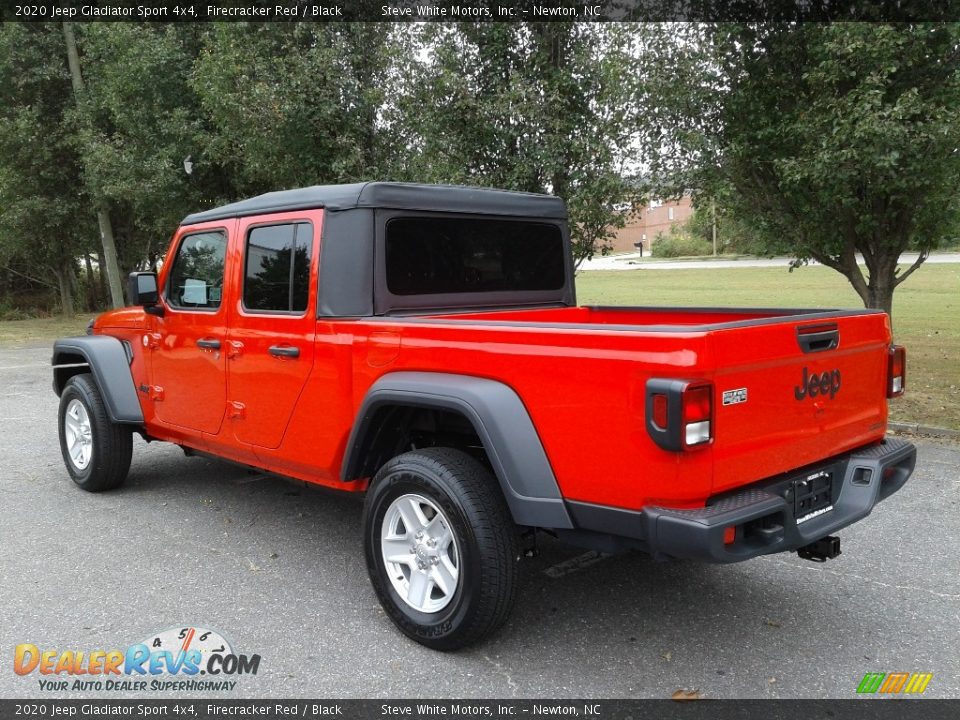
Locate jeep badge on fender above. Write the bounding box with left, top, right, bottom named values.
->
left=795, top=367, right=842, bottom=400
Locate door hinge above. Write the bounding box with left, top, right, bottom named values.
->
left=228, top=401, right=246, bottom=420
left=148, top=385, right=164, bottom=401
left=227, top=340, right=244, bottom=359
left=142, top=332, right=161, bottom=350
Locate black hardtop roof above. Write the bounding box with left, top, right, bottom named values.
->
left=181, top=182, right=567, bottom=225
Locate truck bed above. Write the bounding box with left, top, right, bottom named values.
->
left=362, top=303, right=893, bottom=510
left=422, top=305, right=878, bottom=330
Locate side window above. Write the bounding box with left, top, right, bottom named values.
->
left=243, top=222, right=312, bottom=313
left=167, top=231, right=227, bottom=310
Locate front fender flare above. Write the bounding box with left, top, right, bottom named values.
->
left=342, top=372, right=573, bottom=530
left=52, top=336, right=143, bottom=424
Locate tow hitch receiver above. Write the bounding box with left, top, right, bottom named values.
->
left=797, top=535, right=841, bottom=562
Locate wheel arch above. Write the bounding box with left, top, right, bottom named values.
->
left=342, top=372, right=573, bottom=530
left=52, top=336, right=143, bottom=424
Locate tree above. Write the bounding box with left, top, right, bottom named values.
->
left=682, top=198, right=778, bottom=256
left=0, top=23, right=95, bottom=316
left=190, top=23, right=404, bottom=194
left=62, top=22, right=124, bottom=308
left=641, top=23, right=960, bottom=318
left=65, top=24, right=212, bottom=277
left=398, top=24, right=643, bottom=265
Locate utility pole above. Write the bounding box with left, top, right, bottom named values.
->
left=62, top=22, right=125, bottom=309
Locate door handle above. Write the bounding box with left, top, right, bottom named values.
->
left=197, top=338, right=221, bottom=350
left=268, top=345, right=300, bottom=359
left=796, top=323, right=839, bottom=353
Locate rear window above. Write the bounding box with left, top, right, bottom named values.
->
left=243, top=222, right=312, bottom=313
left=385, top=217, right=565, bottom=296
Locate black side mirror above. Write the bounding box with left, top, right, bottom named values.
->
left=128, top=272, right=159, bottom=306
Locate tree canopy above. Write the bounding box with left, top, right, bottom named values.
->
left=640, top=22, right=960, bottom=316
left=397, top=23, right=643, bottom=263
left=0, top=22, right=643, bottom=314
left=0, top=24, right=93, bottom=315
left=0, top=21, right=957, bottom=321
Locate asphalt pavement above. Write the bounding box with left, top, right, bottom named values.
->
left=1, top=343, right=958, bottom=699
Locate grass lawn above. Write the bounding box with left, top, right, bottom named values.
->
left=0, top=313, right=95, bottom=348
left=577, top=264, right=960, bottom=431
left=1, top=263, right=956, bottom=429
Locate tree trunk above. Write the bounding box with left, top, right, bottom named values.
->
left=353, top=27, right=378, bottom=174
left=96, top=208, right=125, bottom=307
left=842, top=267, right=895, bottom=319
left=62, top=22, right=125, bottom=309
left=858, top=251, right=898, bottom=320
left=84, top=254, right=97, bottom=310
left=54, top=263, right=75, bottom=317
left=866, top=274, right=895, bottom=318
left=837, top=250, right=896, bottom=324
left=97, top=251, right=108, bottom=300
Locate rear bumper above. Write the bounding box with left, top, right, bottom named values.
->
left=565, top=438, right=916, bottom=562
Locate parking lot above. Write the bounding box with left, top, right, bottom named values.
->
left=1, top=343, right=958, bottom=699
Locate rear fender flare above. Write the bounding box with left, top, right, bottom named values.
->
left=342, top=372, right=573, bottom=530
left=52, top=336, right=143, bottom=424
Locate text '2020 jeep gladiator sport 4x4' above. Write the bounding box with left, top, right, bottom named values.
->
left=53, top=182, right=915, bottom=649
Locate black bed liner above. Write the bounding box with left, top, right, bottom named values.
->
left=374, top=306, right=882, bottom=333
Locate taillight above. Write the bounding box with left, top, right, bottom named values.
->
left=887, top=345, right=906, bottom=398
left=652, top=394, right=669, bottom=429
left=645, top=379, right=714, bottom=451
left=682, top=384, right=712, bottom=447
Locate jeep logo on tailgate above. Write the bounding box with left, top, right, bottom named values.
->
left=794, top=367, right=841, bottom=400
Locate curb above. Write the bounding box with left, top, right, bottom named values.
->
left=889, top=421, right=960, bottom=440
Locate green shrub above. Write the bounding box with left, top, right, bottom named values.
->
left=0, top=293, right=57, bottom=320
left=651, top=233, right=713, bottom=258
left=0, top=301, right=35, bottom=321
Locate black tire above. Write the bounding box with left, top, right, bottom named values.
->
left=58, top=373, right=133, bottom=492
left=362, top=447, right=519, bottom=650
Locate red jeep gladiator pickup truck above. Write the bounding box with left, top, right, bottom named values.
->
left=53, top=182, right=915, bottom=649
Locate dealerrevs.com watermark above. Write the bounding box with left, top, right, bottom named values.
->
left=13, top=626, right=260, bottom=693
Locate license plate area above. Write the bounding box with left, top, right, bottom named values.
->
left=791, top=470, right=835, bottom=523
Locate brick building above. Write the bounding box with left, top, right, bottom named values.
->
left=608, top=195, right=694, bottom=254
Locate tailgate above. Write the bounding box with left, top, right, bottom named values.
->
left=709, top=311, right=891, bottom=494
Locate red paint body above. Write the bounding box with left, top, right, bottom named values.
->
left=94, top=210, right=894, bottom=513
